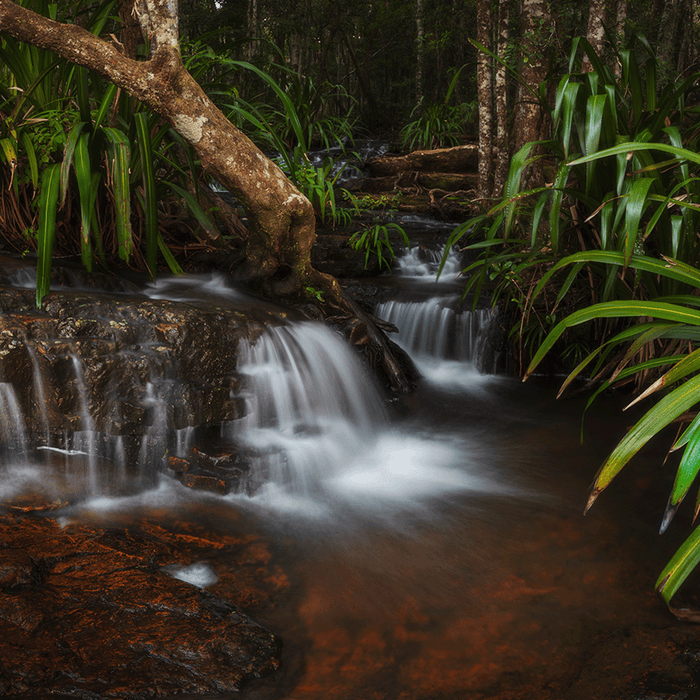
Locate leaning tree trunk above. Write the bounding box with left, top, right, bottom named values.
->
left=0, top=0, right=318, bottom=297
left=0, top=0, right=410, bottom=392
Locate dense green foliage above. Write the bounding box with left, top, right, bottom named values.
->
left=0, top=0, right=225, bottom=298
left=0, top=1, right=360, bottom=298
left=454, top=35, right=700, bottom=615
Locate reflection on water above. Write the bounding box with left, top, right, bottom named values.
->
left=41, top=374, right=681, bottom=700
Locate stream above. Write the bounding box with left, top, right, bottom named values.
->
left=1, top=232, right=698, bottom=699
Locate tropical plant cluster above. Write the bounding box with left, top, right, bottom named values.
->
left=452, top=34, right=700, bottom=617
left=0, top=0, right=364, bottom=301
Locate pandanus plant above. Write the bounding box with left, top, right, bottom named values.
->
left=0, top=0, right=230, bottom=306
left=526, top=248, right=700, bottom=619
left=448, top=34, right=700, bottom=616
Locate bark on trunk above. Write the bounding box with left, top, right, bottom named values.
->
left=476, top=0, right=493, bottom=200
left=513, top=0, right=551, bottom=191
left=493, top=0, right=510, bottom=197
left=582, top=0, right=607, bottom=72
left=415, top=0, right=424, bottom=106
left=614, top=0, right=627, bottom=79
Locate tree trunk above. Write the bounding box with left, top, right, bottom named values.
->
left=513, top=0, right=551, bottom=191
left=656, top=0, right=684, bottom=82
left=493, top=0, right=510, bottom=197
left=476, top=0, right=493, bottom=200
left=0, top=0, right=318, bottom=296
left=0, top=0, right=411, bottom=393
left=582, top=0, right=607, bottom=72
left=614, top=0, right=627, bottom=79
left=415, top=0, right=424, bottom=106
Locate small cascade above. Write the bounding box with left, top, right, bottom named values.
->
left=70, top=355, right=99, bottom=494
left=26, top=345, right=50, bottom=448
left=396, top=244, right=463, bottom=282
left=0, top=383, right=29, bottom=462
left=137, top=380, right=171, bottom=472
left=229, top=321, right=386, bottom=496
left=376, top=298, right=500, bottom=373
left=376, top=241, right=503, bottom=376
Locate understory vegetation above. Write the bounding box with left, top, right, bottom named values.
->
left=0, top=0, right=389, bottom=298
left=452, top=35, right=700, bottom=617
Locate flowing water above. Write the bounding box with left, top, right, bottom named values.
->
left=0, top=244, right=691, bottom=698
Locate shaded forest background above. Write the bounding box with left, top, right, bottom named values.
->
left=178, top=1, right=698, bottom=141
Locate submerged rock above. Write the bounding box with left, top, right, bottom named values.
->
left=0, top=513, right=283, bottom=698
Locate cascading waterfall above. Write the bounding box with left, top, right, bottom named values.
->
left=27, top=345, right=50, bottom=449
left=0, top=264, right=499, bottom=510
left=70, top=354, right=99, bottom=493
left=375, top=298, right=500, bottom=372
left=396, top=244, right=463, bottom=282
left=0, top=383, right=28, bottom=462
left=376, top=244, right=502, bottom=374
left=229, top=321, right=387, bottom=496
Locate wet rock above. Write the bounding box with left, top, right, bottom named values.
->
left=0, top=513, right=283, bottom=698
left=167, top=445, right=251, bottom=495
left=0, top=284, right=272, bottom=439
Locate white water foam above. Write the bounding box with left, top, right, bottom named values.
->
left=229, top=321, right=387, bottom=496
left=396, top=245, right=463, bottom=282
left=376, top=298, right=500, bottom=373
left=221, top=320, right=509, bottom=518
left=164, top=563, right=218, bottom=588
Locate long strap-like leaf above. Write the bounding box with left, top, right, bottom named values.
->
left=102, top=127, right=133, bottom=262
left=134, top=112, right=159, bottom=278
left=36, top=163, right=61, bottom=308
left=525, top=299, right=700, bottom=379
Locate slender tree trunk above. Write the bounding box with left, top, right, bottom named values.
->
left=246, top=0, right=258, bottom=59
left=493, top=0, right=510, bottom=197
left=415, top=0, right=424, bottom=106
left=476, top=0, right=493, bottom=200
left=614, top=0, right=627, bottom=79
left=677, top=0, right=695, bottom=76
left=513, top=0, right=551, bottom=190
left=656, top=0, right=684, bottom=82
left=118, top=2, right=142, bottom=60
left=582, top=0, right=607, bottom=72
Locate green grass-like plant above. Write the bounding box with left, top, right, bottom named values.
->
left=349, top=222, right=410, bottom=272
left=449, top=35, right=700, bottom=615
left=400, top=66, right=473, bottom=151
left=0, top=1, right=245, bottom=303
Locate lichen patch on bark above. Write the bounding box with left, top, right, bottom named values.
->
left=172, top=114, right=207, bottom=144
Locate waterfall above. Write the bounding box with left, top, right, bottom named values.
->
left=70, top=355, right=99, bottom=494
left=376, top=298, right=500, bottom=374
left=27, top=345, right=50, bottom=448
left=396, top=244, right=463, bottom=282
left=0, top=383, right=29, bottom=462
left=228, top=321, right=386, bottom=496
left=375, top=242, right=502, bottom=375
